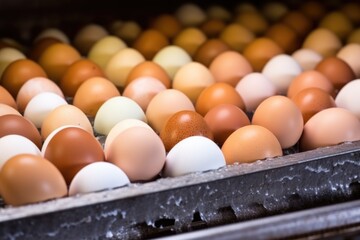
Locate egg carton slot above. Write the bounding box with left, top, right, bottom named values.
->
left=1, top=140, right=360, bottom=239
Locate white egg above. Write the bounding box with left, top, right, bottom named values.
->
left=292, top=48, right=323, bottom=71
left=163, top=136, right=226, bottom=177
left=24, top=92, right=68, bottom=128
left=69, top=162, right=130, bottom=196
left=335, top=79, right=360, bottom=119
left=94, top=96, right=147, bottom=135
left=0, top=134, right=41, bottom=170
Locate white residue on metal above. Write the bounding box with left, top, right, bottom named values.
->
left=106, top=231, right=114, bottom=238
left=305, top=165, right=330, bottom=173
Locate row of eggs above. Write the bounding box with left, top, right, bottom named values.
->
left=0, top=1, right=359, bottom=206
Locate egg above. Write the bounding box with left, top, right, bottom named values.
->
left=69, top=162, right=130, bottom=196
left=150, top=14, right=182, bottom=39
left=0, top=114, right=42, bottom=149
left=319, top=11, right=354, bottom=40
left=0, top=135, right=41, bottom=170
left=252, top=95, right=304, bottom=149
left=291, top=88, right=336, bottom=123
left=94, top=96, right=147, bottom=135
left=0, top=104, right=21, bottom=116
left=221, top=125, right=283, bottom=164
left=341, top=2, right=360, bottom=25
left=42, top=126, right=105, bottom=185
left=41, top=104, right=93, bottom=140
left=163, top=135, right=225, bottom=177
left=160, top=110, right=213, bottom=152
left=193, top=38, right=231, bottom=67
left=235, top=72, right=276, bottom=112
left=34, top=28, right=69, bottom=44
left=243, top=37, right=284, bottom=72
left=204, top=104, right=250, bottom=146
left=29, top=37, right=62, bottom=61
left=287, top=70, right=334, bottom=98
left=1, top=59, right=47, bottom=97
left=209, top=50, right=253, bottom=87
left=219, top=23, right=254, bottom=52
left=107, top=126, right=166, bottom=182
left=172, top=62, right=215, bottom=103
left=88, top=35, right=127, bottom=69
left=348, top=28, right=360, bottom=44
left=110, top=20, right=142, bottom=45
left=302, top=28, right=342, bottom=57
left=262, top=54, right=303, bottom=95
left=73, top=23, right=109, bottom=55
left=132, top=29, right=169, bottom=60
left=0, top=85, right=17, bottom=109
left=291, top=48, right=323, bottom=71
left=0, top=153, right=67, bottom=206
left=104, top=47, right=145, bottom=89
left=206, top=5, right=232, bottom=21
left=125, top=61, right=171, bottom=88
left=173, top=27, right=207, bottom=57
left=0, top=47, right=26, bottom=79
left=281, top=11, right=313, bottom=37
left=264, top=23, right=299, bottom=54
left=234, top=10, right=269, bottom=35
left=24, top=92, right=68, bottom=128
left=299, top=1, right=325, bottom=22
left=337, top=43, right=360, bottom=78
left=196, top=82, right=245, bottom=116
left=200, top=19, right=226, bottom=38
left=16, top=77, right=65, bottom=113
left=73, top=77, right=120, bottom=117
left=146, top=89, right=195, bottom=133
left=262, top=2, right=288, bottom=22
left=175, top=3, right=207, bottom=27
left=335, top=79, right=360, bottom=119
left=122, top=76, right=167, bottom=112
left=300, top=107, right=360, bottom=151
left=38, top=43, right=82, bottom=83
left=152, top=45, right=192, bottom=80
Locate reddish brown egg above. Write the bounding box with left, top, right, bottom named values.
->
left=264, top=23, right=300, bottom=54
left=132, top=29, right=169, bottom=60
left=315, top=56, right=356, bottom=91
left=0, top=85, right=17, bottom=109
left=291, top=88, right=336, bottom=123
left=42, top=126, right=104, bottom=185
left=193, top=38, right=231, bottom=67
left=59, top=59, right=105, bottom=97
left=160, top=110, right=213, bottom=152
left=29, top=37, right=62, bottom=61
left=0, top=114, right=42, bottom=149
left=196, top=82, right=246, bottom=116
left=0, top=154, right=67, bottom=206
left=300, top=1, right=326, bottom=22
left=281, top=10, right=313, bottom=37
left=1, top=59, right=47, bottom=97
left=201, top=19, right=226, bottom=38
left=150, top=14, right=182, bottom=39
left=204, top=104, right=250, bottom=146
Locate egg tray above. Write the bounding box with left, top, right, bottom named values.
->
left=1, top=141, right=360, bottom=239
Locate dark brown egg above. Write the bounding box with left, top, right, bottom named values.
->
left=265, top=23, right=300, bottom=54
left=29, top=37, right=62, bottom=61
left=132, top=29, right=169, bottom=60
left=281, top=10, right=313, bottom=37
left=150, top=14, right=182, bottom=39
left=193, top=38, right=231, bottom=67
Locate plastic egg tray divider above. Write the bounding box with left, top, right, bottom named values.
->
left=0, top=140, right=360, bottom=239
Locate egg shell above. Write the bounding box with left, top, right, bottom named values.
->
left=335, top=79, right=360, bottom=119
left=264, top=23, right=299, bottom=54
left=107, top=126, right=166, bottom=182
left=0, top=85, right=17, bottom=109
left=0, top=135, right=41, bottom=170
left=319, top=11, right=354, bottom=40
left=73, top=76, right=120, bottom=117
left=204, top=104, right=250, bottom=146
left=252, top=95, right=304, bottom=149
left=262, top=2, right=288, bottom=22
left=73, top=24, right=109, bottom=55
left=291, top=48, right=323, bottom=71
left=300, top=107, right=360, bottom=151
left=234, top=11, right=269, bottom=35
left=201, top=19, right=226, bottom=38
left=206, top=5, right=232, bottom=21
left=94, top=96, right=147, bottom=135
left=175, top=3, right=207, bottom=27
left=219, top=23, right=254, bottom=52
left=195, top=82, right=245, bottom=116
left=0, top=47, right=26, bottom=79
left=69, top=162, right=130, bottom=196
left=193, top=38, right=231, bottom=67
left=16, top=77, right=64, bottom=113
left=173, top=27, right=207, bottom=57
left=29, top=37, right=62, bottom=61
left=163, top=136, right=225, bottom=177
left=0, top=153, right=67, bottom=206
left=281, top=11, right=313, bottom=37
left=160, top=110, right=213, bottom=152
left=34, top=28, right=69, bottom=44
left=42, top=126, right=105, bottom=185
left=146, top=89, right=195, bottom=133
left=110, top=20, right=142, bottom=45
left=132, top=29, right=169, bottom=60
left=221, top=125, right=283, bottom=164
left=150, top=14, right=182, bottom=39
left=0, top=104, right=21, bottom=116
left=299, top=1, right=325, bottom=21
left=0, top=114, right=42, bottom=149
left=302, top=28, right=342, bottom=57
left=337, top=43, right=360, bottom=78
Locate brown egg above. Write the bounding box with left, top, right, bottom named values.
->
left=319, top=11, right=354, bottom=41
left=300, top=107, right=360, bottom=151
left=196, top=82, right=246, bottom=116
left=209, top=50, right=253, bottom=86
left=59, top=59, right=105, bottom=97
left=337, top=43, right=360, bottom=78
left=0, top=154, right=67, bottom=206
left=132, top=29, right=169, bottom=60
left=315, top=56, right=356, bottom=91
left=252, top=95, right=304, bottom=149
left=0, top=85, right=17, bottom=109
left=221, top=125, right=283, bottom=164
left=291, top=88, right=336, bottom=123
left=219, top=23, right=255, bottom=52
left=160, top=110, right=213, bottom=152
left=264, top=23, right=300, bottom=54
left=204, top=104, right=250, bottom=146
left=110, top=20, right=142, bottom=45
left=302, top=28, right=342, bottom=57
left=0, top=104, right=21, bottom=116
left=287, top=70, right=334, bottom=98
left=200, top=19, right=226, bottom=38
left=125, top=61, right=171, bottom=88
left=341, top=2, right=360, bottom=25
left=1, top=59, right=47, bottom=97
left=0, top=114, right=42, bottom=149
left=281, top=11, right=313, bottom=37
left=73, top=24, right=109, bottom=55
left=234, top=11, right=269, bottom=35
left=300, top=0, right=325, bottom=22
left=173, top=27, right=207, bottom=57
left=243, top=37, right=284, bottom=72
left=348, top=28, right=360, bottom=44
left=150, top=14, right=182, bottom=39
left=0, top=47, right=26, bottom=79
left=73, top=77, right=120, bottom=117
left=38, top=43, right=82, bottom=83
left=42, top=126, right=105, bottom=185
left=193, top=38, right=231, bottom=67
left=29, top=37, right=62, bottom=61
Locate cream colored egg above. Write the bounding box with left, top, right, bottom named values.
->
left=0, top=47, right=26, bottom=79
left=34, top=28, right=69, bottom=43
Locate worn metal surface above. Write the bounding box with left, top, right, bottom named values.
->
left=1, top=141, right=360, bottom=239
